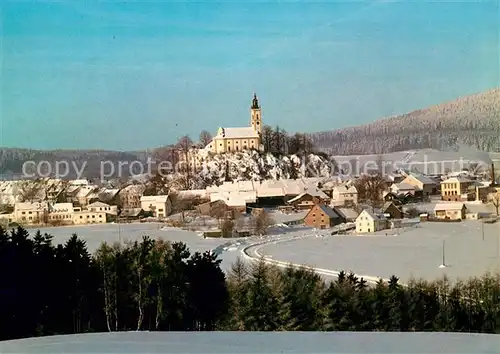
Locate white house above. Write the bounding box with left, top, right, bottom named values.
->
left=330, top=184, right=358, bottom=206
left=355, top=209, right=386, bottom=233
left=140, top=195, right=172, bottom=218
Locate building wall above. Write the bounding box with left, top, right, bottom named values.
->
left=212, top=137, right=260, bottom=154
left=356, top=211, right=385, bottom=233
left=73, top=211, right=107, bottom=224
left=304, top=205, right=335, bottom=229
left=331, top=191, right=358, bottom=206
left=435, top=208, right=466, bottom=220
left=140, top=198, right=172, bottom=218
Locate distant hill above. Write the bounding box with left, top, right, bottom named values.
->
left=2, top=88, right=498, bottom=179
left=310, top=88, right=500, bottom=155
left=0, top=149, right=148, bottom=181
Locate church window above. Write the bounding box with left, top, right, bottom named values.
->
left=228, top=146, right=231, bottom=151
left=257, top=122, right=260, bottom=125
left=243, top=146, right=247, bottom=149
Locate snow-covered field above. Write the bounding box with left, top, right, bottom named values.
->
left=27, top=222, right=306, bottom=273
left=30, top=222, right=233, bottom=262
left=257, top=220, right=500, bottom=283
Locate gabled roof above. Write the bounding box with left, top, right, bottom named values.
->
left=287, top=192, right=314, bottom=204
left=382, top=202, right=401, bottom=212
left=336, top=207, right=359, bottom=220
left=434, top=203, right=466, bottom=211
left=357, top=209, right=381, bottom=221
left=87, top=201, right=111, bottom=208
left=140, top=195, right=170, bottom=203
left=393, top=182, right=417, bottom=191
left=409, top=173, right=437, bottom=185
left=307, top=204, right=343, bottom=220
left=215, top=127, right=259, bottom=139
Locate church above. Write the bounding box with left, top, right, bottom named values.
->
left=204, top=93, right=264, bottom=153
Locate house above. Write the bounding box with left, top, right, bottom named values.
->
left=440, top=177, right=475, bottom=202
left=140, top=195, right=172, bottom=218
left=119, top=208, right=145, bottom=221
left=355, top=209, right=387, bottom=233
left=390, top=182, right=417, bottom=196
left=303, top=204, right=345, bottom=229
left=330, top=184, right=358, bottom=206
left=204, top=93, right=264, bottom=153
left=13, top=202, right=49, bottom=225
left=433, top=203, right=467, bottom=220
left=72, top=210, right=107, bottom=224
left=87, top=201, right=118, bottom=216
left=47, top=202, right=74, bottom=225
left=382, top=202, right=404, bottom=219
left=287, top=193, right=324, bottom=210
left=401, top=174, right=438, bottom=196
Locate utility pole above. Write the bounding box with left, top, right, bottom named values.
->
left=442, top=239, right=446, bottom=266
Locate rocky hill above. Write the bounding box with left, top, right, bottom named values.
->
left=310, top=88, right=500, bottom=155
left=185, top=150, right=333, bottom=189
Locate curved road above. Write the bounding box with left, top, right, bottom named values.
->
left=239, top=224, right=389, bottom=285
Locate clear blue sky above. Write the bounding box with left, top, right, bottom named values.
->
left=1, top=0, right=498, bottom=151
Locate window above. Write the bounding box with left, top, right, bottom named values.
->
left=28, top=211, right=32, bottom=214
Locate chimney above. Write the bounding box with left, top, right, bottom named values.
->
left=491, top=163, right=496, bottom=187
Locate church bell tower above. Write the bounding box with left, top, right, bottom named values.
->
left=250, top=93, right=262, bottom=134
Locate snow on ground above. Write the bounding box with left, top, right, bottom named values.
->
left=267, top=210, right=308, bottom=224
left=29, top=223, right=229, bottom=257
left=27, top=222, right=307, bottom=274
left=258, top=220, right=500, bottom=283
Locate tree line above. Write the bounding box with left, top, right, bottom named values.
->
left=310, top=88, right=500, bottom=155
left=1, top=226, right=499, bottom=341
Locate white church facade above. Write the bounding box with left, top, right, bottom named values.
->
left=204, top=93, right=264, bottom=154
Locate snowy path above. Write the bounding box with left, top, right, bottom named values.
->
left=240, top=224, right=388, bottom=284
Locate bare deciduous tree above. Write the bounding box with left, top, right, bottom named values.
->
left=355, top=174, right=387, bottom=208
left=251, top=211, right=275, bottom=236
left=490, top=191, right=500, bottom=216
left=199, top=130, right=212, bottom=148
left=14, top=179, right=45, bottom=202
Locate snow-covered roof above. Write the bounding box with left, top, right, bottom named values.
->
left=49, top=203, right=74, bottom=213
left=140, top=195, right=170, bottom=203
left=336, top=207, right=359, bottom=220
left=333, top=184, right=358, bottom=194
left=256, top=185, right=285, bottom=198
left=393, top=182, right=416, bottom=191
left=69, top=179, right=90, bottom=186
left=382, top=202, right=401, bottom=212
left=304, top=187, right=330, bottom=200
left=314, top=204, right=344, bottom=219
left=409, top=174, right=437, bottom=185
left=87, top=201, right=111, bottom=208
left=215, top=127, right=259, bottom=139
left=14, top=202, right=48, bottom=211
left=442, top=176, right=474, bottom=184
left=357, top=209, right=381, bottom=221
left=434, top=203, right=466, bottom=211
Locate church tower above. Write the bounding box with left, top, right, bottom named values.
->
left=250, top=93, right=262, bottom=134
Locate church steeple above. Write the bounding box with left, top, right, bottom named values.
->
left=251, top=92, right=260, bottom=109
left=250, top=93, right=262, bottom=134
